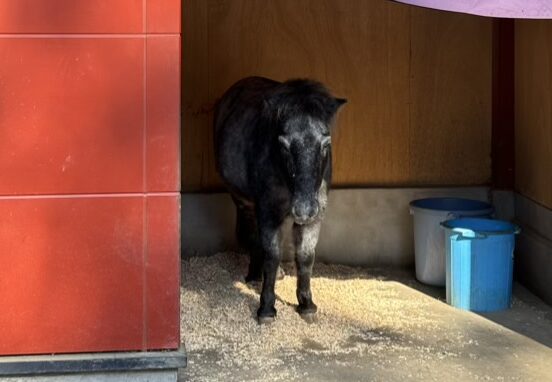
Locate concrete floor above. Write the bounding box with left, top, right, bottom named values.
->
left=180, top=254, right=552, bottom=382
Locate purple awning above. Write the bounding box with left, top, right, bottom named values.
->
left=393, top=0, right=552, bottom=19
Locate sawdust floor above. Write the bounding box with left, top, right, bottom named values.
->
left=179, top=253, right=552, bottom=382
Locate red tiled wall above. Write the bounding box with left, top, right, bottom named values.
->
left=0, top=0, right=181, bottom=355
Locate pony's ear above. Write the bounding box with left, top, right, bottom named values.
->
left=329, top=97, right=347, bottom=131
left=334, top=98, right=347, bottom=108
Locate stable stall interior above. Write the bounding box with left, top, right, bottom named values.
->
left=179, top=1, right=552, bottom=380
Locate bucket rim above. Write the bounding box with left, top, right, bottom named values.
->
left=409, top=197, right=493, bottom=211
left=409, top=197, right=494, bottom=216
left=441, top=217, right=521, bottom=236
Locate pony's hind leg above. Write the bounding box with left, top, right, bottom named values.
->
left=232, top=196, right=263, bottom=283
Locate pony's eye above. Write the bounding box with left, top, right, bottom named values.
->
left=321, top=136, right=331, bottom=152
left=278, top=136, right=291, bottom=151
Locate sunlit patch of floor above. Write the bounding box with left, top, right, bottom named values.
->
left=180, top=253, right=552, bottom=382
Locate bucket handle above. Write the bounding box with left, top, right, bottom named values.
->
left=453, top=230, right=488, bottom=241
left=439, top=223, right=489, bottom=240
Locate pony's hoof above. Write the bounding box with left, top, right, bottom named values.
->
left=297, top=302, right=318, bottom=316
left=257, top=306, right=276, bottom=324
left=300, top=312, right=317, bottom=324
left=257, top=315, right=275, bottom=325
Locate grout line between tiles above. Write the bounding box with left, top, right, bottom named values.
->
left=0, top=192, right=179, bottom=200
left=142, top=0, right=148, bottom=351
left=0, top=34, right=179, bottom=38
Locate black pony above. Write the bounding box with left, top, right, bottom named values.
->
left=214, top=76, right=346, bottom=323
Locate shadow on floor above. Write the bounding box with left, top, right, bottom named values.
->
left=385, top=267, right=552, bottom=349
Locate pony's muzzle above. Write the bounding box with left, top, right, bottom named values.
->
left=291, top=200, right=319, bottom=225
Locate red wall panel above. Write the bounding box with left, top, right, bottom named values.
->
left=0, top=38, right=145, bottom=195
left=0, top=194, right=180, bottom=355
left=0, top=0, right=181, bottom=356
left=146, top=36, right=181, bottom=192
left=146, top=195, right=181, bottom=350
left=0, top=0, right=144, bottom=34
left=147, top=0, right=181, bottom=34
left=0, top=197, right=145, bottom=355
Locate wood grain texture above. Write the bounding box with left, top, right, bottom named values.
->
left=515, top=20, right=552, bottom=209
left=182, top=0, right=209, bottom=190
left=492, top=19, right=515, bottom=190
left=182, top=0, right=493, bottom=191
left=409, top=7, right=492, bottom=185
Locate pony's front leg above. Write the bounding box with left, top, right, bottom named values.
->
left=257, top=220, right=282, bottom=324
left=293, top=221, right=321, bottom=321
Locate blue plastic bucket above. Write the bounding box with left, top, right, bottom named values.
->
left=409, top=198, right=494, bottom=286
left=441, top=218, right=520, bottom=312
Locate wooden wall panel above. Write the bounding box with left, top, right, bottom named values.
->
left=182, top=0, right=493, bottom=191
left=410, top=8, right=492, bottom=185
left=182, top=0, right=209, bottom=190
left=515, top=20, right=552, bottom=209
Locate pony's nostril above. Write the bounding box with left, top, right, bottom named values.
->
left=309, top=204, right=320, bottom=218
left=291, top=205, right=307, bottom=222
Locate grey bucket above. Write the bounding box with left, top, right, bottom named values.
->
left=409, top=198, right=494, bottom=286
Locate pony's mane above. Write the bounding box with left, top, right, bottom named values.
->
left=265, top=79, right=342, bottom=124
